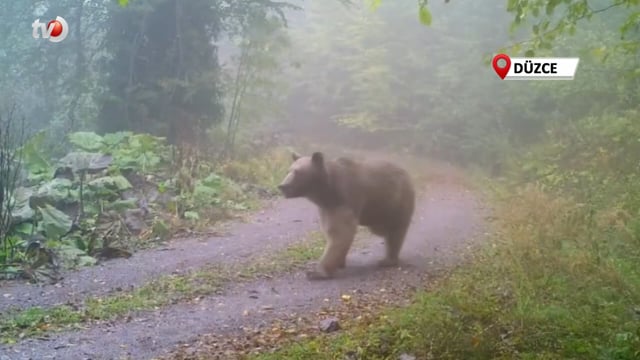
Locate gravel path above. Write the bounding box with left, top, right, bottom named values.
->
left=0, top=182, right=486, bottom=360
left=0, top=198, right=318, bottom=313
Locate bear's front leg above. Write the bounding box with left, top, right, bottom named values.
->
left=306, top=207, right=357, bottom=280
left=306, top=240, right=354, bottom=280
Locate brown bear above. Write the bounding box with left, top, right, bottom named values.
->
left=277, top=151, right=416, bottom=280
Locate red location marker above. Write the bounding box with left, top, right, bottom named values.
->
left=492, top=53, right=511, bottom=80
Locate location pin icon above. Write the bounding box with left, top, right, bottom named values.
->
left=492, top=53, right=511, bottom=80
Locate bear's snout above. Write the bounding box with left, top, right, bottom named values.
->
left=278, top=183, right=297, bottom=198
left=277, top=183, right=290, bottom=195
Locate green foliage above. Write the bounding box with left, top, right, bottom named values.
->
left=366, top=0, right=383, bottom=10
left=111, top=133, right=167, bottom=172
left=504, top=0, right=640, bottom=56
left=219, top=5, right=292, bottom=158
left=254, top=137, right=640, bottom=360
left=98, top=0, right=225, bottom=143
left=183, top=210, right=200, bottom=222
left=87, top=175, right=132, bottom=193
left=10, top=187, right=34, bottom=224
left=30, top=178, right=76, bottom=208
left=220, top=147, right=292, bottom=191
left=171, top=170, right=251, bottom=221
left=1, top=3, right=639, bottom=358
left=19, top=132, right=53, bottom=182
left=285, top=0, right=515, bottom=165
left=99, top=0, right=295, bottom=148
left=418, top=5, right=432, bottom=25
left=334, top=0, right=638, bottom=167
left=514, top=110, right=640, bottom=213
left=37, top=204, right=73, bottom=240
left=67, top=131, right=168, bottom=172
left=250, top=3, right=640, bottom=358
left=68, top=132, right=105, bottom=152
left=369, top=0, right=434, bottom=24
left=2, top=129, right=263, bottom=279
left=59, top=152, right=113, bottom=173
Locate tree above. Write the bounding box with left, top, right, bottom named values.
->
left=0, top=105, right=27, bottom=263
left=97, top=0, right=225, bottom=149
left=504, top=0, right=640, bottom=57
left=0, top=1, right=114, bottom=160
left=220, top=8, right=292, bottom=158
left=284, top=0, right=515, bottom=164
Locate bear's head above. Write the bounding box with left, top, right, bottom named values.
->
left=278, top=151, right=327, bottom=199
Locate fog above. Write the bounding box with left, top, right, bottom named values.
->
left=0, top=1, right=638, bottom=358
left=0, top=0, right=562, bottom=165
left=2, top=0, right=628, bottom=169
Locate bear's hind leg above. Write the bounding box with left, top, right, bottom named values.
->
left=378, top=222, right=410, bottom=268
left=337, top=256, right=347, bottom=269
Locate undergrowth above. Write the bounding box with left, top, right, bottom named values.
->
left=251, top=184, right=640, bottom=359
left=0, top=130, right=294, bottom=281
left=220, top=146, right=294, bottom=190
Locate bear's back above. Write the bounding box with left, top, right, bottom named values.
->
left=327, top=157, right=415, bottom=228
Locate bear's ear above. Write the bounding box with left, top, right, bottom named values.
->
left=291, top=151, right=301, bottom=162
left=311, top=152, right=324, bottom=167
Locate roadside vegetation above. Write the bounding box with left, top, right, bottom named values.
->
left=250, top=1, right=640, bottom=359
left=0, top=0, right=638, bottom=359
left=0, top=127, right=295, bottom=282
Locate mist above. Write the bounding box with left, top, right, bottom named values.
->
left=0, top=0, right=638, bottom=359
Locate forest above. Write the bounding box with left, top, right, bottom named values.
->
left=0, top=0, right=639, bottom=359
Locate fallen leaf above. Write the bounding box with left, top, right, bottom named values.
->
left=472, top=335, right=480, bottom=347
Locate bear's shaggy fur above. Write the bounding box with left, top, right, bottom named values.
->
left=278, top=151, right=415, bottom=280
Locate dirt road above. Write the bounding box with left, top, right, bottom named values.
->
left=1, top=177, right=486, bottom=360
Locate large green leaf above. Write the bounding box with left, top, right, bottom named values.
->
left=10, top=186, right=35, bottom=224
left=58, top=152, right=113, bottom=173
left=102, top=132, right=132, bottom=149
left=31, top=178, right=76, bottom=208
left=87, top=175, right=133, bottom=192
left=201, top=173, right=223, bottom=189
left=68, top=132, right=105, bottom=152
left=37, top=204, right=73, bottom=240
left=184, top=210, right=200, bottom=221
left=111, top=133, right=167, bottom=172
left=418, top=5, right=432, bottom=26
left=193, top=183, right=218, bottom=198
left=56, top=244, right=97, bottom=268
left=366, top=0, right=382, bottom=10
left=129, top=133, right=166, bottom=152
left=19, top=131, right=52, bottom=179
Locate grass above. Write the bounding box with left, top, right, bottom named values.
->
left=177, top=147, right=296, bottom=229
left=0, top=231, right=327, bottom=344
left=220, top=146, right=294, bottom=191
left=249, top=184, right=640, bottom=360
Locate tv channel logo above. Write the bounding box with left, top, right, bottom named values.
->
left=32, top=16, right=69, bottom=43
